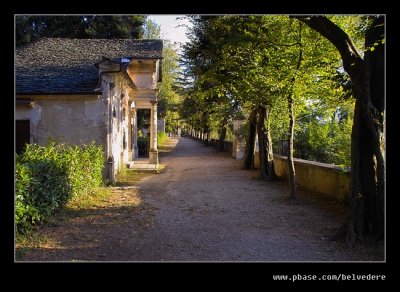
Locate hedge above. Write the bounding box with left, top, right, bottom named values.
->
left=15, top=141, right=104, bottom=233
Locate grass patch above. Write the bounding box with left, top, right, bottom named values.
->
left=66, top=186, right=141, bottom=209
left=66, top=187, right=113, bottom=210
left=16, top=187, right=113, bottom=259
left=15, top=230, right=58, bottom=260
left=116, top=169, right=148, bottom=186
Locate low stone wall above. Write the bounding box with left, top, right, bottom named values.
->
left=194, top=134, right=350, bottom=201
left=190, top=136, right=233, bottom=153
left=272, top=154, right=350, bottom=201
left=208, top=138, right=233, bottom=153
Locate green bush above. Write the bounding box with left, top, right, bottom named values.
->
left=15, top=141, right=104, bottom=233
left=157, top=131, right=167, bottom=146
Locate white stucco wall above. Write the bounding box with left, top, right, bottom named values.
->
left=128, top=60, right=157, bottom=89
left=16, top=96, right=106, bottom=147
left=131, top=73, right=155, bottom=88
left=111, top=96, right=122, bottom=173
left=102, top=74, right=131, bottom=175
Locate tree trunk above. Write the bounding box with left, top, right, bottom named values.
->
left=257, top=106, right=269, bottom=179
left=367, top=20, right=385, bottom=243
left=296, top=16, right=385, bottom=246
left=287, top=22, right=302, bottom=200
left=257, top=106, right=276, bottom=180
left=243, top=108, right=257, bottom=169
left=347, top=17, right=384, bottom=246
left=287, top=94, right=297, bottom=199
left=266, top=118, right=276, bottom=180
left=218, top=117, right=227, bottom=151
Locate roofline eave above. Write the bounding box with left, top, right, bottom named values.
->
left=16, top=91, right=102, bottom=96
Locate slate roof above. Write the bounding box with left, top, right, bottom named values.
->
left=16, top=38, right=163, bottom=94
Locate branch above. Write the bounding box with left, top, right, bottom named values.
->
left=292, top=16, right=363, bottom=78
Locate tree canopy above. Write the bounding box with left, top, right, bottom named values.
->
left=16, top=15, right=146, bottom=46
left=179, top=15, right=384, bottom=246
left=143, top=18, right=161, bottom=39
left=180, top=15, right=354, bottom=166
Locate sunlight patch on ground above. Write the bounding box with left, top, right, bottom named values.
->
left=66, top=187, right=142, bottom=209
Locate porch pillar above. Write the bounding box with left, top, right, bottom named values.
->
left=127, top=102, right=133, bottom=160
left=149, top=101, right=159, bottom=164
left=132, top=108, right=138, bottom=158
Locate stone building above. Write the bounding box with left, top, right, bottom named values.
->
left=16, top=38, right=163, bottom=180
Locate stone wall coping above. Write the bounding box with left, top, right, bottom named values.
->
left=273, top=154, right=351, bottom=174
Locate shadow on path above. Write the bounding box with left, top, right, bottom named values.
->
left=17, top=137, right=384, bottom=262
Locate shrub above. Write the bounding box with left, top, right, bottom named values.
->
left=15, top=141, right=104, bottom=233
left=157, top=131, right=167, bottom=146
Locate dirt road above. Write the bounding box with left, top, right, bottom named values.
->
left=18, top=137, right=383, bottom=261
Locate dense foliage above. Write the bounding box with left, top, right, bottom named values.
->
left=292, top=101, right=353, bottom=166
left=180, top=15, right=356, bottom=167
left=296, top=15, right=385, bottom=244
left=15, top=142, right=104, bottom=233
left=142, top=18, right=183, bottom=135
left=157, top=131, right=167, bottom=146
left=181, top=15, right=384, bottom=244
left=16, top=15, right=146, bottom=46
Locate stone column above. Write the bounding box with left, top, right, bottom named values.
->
left=149, top=101, right=158, bottom=164
left=233, top=119, right=245, bottom=160
left=127, top=102, right=133, bottom=160
left=132, top=108, right=138, bottom=158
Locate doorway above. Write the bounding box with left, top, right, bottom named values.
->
left=16, top=120, right=30, bottom=154
left=137, top=109, right=151, bottom=158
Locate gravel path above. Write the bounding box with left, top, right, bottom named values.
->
left=18, top=137, right=384, bottom=262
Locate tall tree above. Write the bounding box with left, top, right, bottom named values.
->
left=143, top=19, right=161, bottom=39
left=197, top=15, right=281, bottom=179
left=181, top=16, right=239, bottom=146
left=158, top=40, right=183, bottom=134
left=286, top=22, right=303, bottom=199
left=16, top=15, right=146, bottom=46
left=295, top=15, right=385, bottom=246
left=87, top=16, right=145, bottom=39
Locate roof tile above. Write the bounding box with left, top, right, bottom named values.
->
left=16, top=38, right=163, bottom=94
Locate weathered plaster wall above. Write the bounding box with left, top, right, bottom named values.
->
left=16, top=96, right=106, bottom=147
left=37, top=99, right=105, bottom=146
left=273, top=155, right=350, bottom=201
left=121, top=97, right=129, bottom=166
left=254, top=150, right=350, bottom=201
left=103, top=74, right=133, bottom=175
left=104, top=74, right=124, bottom=174
left=131, top=74, right=154, bottom=88
left=128, top=61, right=157, bottom=89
